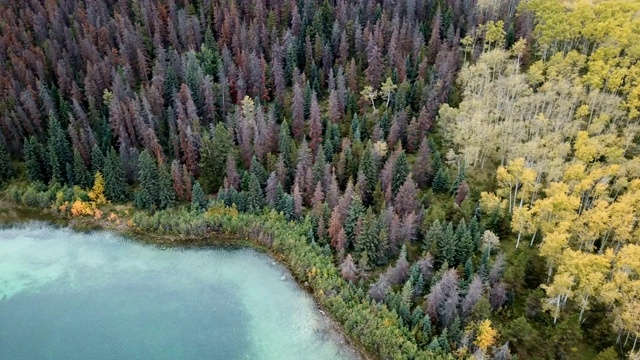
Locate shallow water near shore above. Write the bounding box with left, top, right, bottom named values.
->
left=0, top=222, right=353, bottom=360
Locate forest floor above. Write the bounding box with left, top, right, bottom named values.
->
left=0, top=200, right=369, bottom=360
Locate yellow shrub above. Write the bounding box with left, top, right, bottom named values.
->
left=70, top=200, right=94, bottom=217
left=206, top=202, right=239, bottom=218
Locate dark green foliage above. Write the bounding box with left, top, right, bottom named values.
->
left=245, top=173, right=264, bottom=214
left=104, top=147, right=129, bottom=203
left=23, top=137, right=49, bottom=183
left=91, top=145, right=105, bottom=175
left=0, top=140, right=15, bottom=184
left=134, top=150, right=159, bottom=211
left=354, top=208, right=380, bottom=266
left=436, top=222, right=456, bottom=266
left=73, top=151, right=92, bottom=189
left=502, top=316, right=539, bottom=354
left=350, top=115, right=361, bottom=142
left=431, top=168, right=450, bottom=193
left=432, top=147, right=443, bottom=173
left=463, top=258, right=475, bottom=284
left=46, top=112, right=72, bottom=184
left=423, top=220, right=442, bottom=253
left=469, top=216, right=482, bottom=252
left=275, top=184, right=295, bottom=220
left=450, top=166, right=465, bottom=194
left=454, top=220, right=473, bottom=265
left=392, top=151, right=409, bottom=196
left=422, top=315, right=432, bottom=337
left=250, top=155, right=268, bottom=187
left=157, top=164, right=176, bottom=210
left=199, top=124, right=234, bottom=192
left=191, top=181, right=208, bottom=212
left=358, top=143, right=377, bottom=203
left=344, top=195, right=365, bottom=247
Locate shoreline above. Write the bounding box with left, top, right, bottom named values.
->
left=0, top=203, right=370, bottom=360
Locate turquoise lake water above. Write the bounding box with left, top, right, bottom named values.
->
left=0, top=223, right=352, bottom=360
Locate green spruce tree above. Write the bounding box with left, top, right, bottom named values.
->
left=199, top=124, right=234, bottom=192
left=437, top=222, right=456, bottom=266
left=157, top=164, right=176, bottom=210
left=0, top=139, right=15, bottom=185
left=392, top=151, right=409, bottom=196
left=46, top=112, right=72, bottom=184
left=91, top=145, right=105, bottom=174
left=191, top=180, right=208, bottom=212
left=344, top=195, right=365, bottom=248
left=134, top=150, right=159, bottom=211
left=358, top=142, right=377, bottom=204
left=455, top=219, right=474, bottom=265
left=431, top=168, right=450, bottom=193
left=245, top=173, right=264, bottom=214
left=23, top=136, right=49, bottom=183
left=104, top=147, right=129, bottom=203
left=73, top=151, right=92, bottom=189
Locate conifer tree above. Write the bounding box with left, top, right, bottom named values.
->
left=199, top=124, right=234, bottom=192
left=191, top=180, right=207, bottom=212
left=423, top=220, right=443, bottom=253
left=358, top=142, right=377, bottom=204
left=455, top=219, right=474, bottom=265
left=24, top=137, right=48, bottom=183
left=90, top=145, right=105, bottom=175
left=432, top=168, right=450, bottom=193
left=414, top=138, right=433, bottom=188
left=279, top=120, right=293, bottom=171
left=73, top=151, right=92, bottom=189
left=344, top=195, right=365, bottom=247
left=250, top=155, right=268, bottom=187
left=0, top=140, right=15, bottom=184
left=134, top=150, right=159, bottom=211
left=354, top=208, right=380, bottom=265
left=340, top=254, right=358, bottom=282
left=246, top=173, right=265, bottom=214
left=157, top=164, right=176, bottom=210
left=437, top=222, right=457, bottom=266
left=392, top=151, right=409, bottom=196
left=47, top=112, right=72, bottom=184
left=104, top=147, right=129, bottom=203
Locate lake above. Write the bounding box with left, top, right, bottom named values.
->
left=0, top=222, right=354, bottom=360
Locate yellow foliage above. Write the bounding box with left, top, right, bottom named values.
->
left=479, top=192, right=505, bottom=215
left=88, top=172, right=108, bottom=206
left=474, top=319, right=497, bottom=350
left=70, top=200, right=94, bottom=217
left=206, top=202, right=239, bottom=218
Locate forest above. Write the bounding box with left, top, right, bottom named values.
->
left=0, top=0, right=639, bottom=358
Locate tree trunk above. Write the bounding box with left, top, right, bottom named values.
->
left=530, top=230, right=537, bottom=246
left=579, top=294, right=588, bottom=324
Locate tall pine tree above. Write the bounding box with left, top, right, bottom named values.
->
left=0, top=139, right=15, bottom=185
left=199, top=124, right=234, bottom=192
left=46, top=112, right=72, bottom=184
left=104, top=147, right=129, bottom=203
left=134, top=150, right=159, bottom=211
